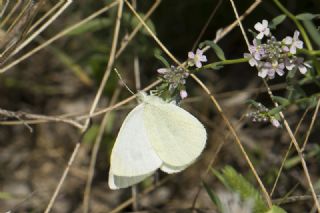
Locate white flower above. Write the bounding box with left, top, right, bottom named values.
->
left=283, top=30, right=303, bottom=54
left=188, top=49, right=207, bottom=68
left=254, top=20, right=270, bottom=40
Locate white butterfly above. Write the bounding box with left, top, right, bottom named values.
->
left=108, top=92, right=207, bottom=189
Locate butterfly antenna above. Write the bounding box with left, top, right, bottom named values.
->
left=114, top=68, right=135, bottom=95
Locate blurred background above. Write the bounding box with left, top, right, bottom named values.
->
left=0, top=0, right=320, bottom=212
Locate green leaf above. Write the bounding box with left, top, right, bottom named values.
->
left=213, top=166, right=268, bottom=213
left=208, top=64, right=224, bottom=70
left=202, top=181, right=224, bottom=211
left=67, top=18, right=112, bottom=36
left=272, top=96, right=290, bottom=106
left=154, top=50, right=170, bottom=68
left=265, top=205, right=287, bottom=213
left=246, top=99, right=263, bottom=108
left=0, top=191, right=13, bottom=200
left=199, top=40, right=226, bottom=60
left=302, top=20, right=320, bottom=47
left=131, top=13, right=156, bottom=36
left=269, top=15, right=287, bottom=29
left=268, top=105, right=285, bottom=116
left=296, top=13, right=320, bottom=21
left=83, top=125, right=100, bottom=144
left=285, top=145, right=320, bottom=169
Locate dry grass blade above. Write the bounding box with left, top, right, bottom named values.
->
left=83, top=86, right=122, bottom=213
left=0, top=0, right=119, bottom=73
left=44, top=1, right=123, bottom=212
left=0, top=0, right=72, bottom=65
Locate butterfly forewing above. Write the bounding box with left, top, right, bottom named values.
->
left=144, top=100, right=207, bottom=167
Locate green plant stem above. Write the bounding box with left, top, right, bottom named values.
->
left=273, top=0, right=313, bottom=51
left=299, top=49, right=320, bottom=56
left=276, top=93, right=320, bottom=110
left=196, top=57, right=249, bottom=71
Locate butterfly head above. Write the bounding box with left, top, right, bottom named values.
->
left=137, top=91, right=165, bottom=105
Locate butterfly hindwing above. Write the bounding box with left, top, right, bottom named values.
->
left=110, top=104, right=162, bottom=177
left=109, top=169, right=154, bottom=190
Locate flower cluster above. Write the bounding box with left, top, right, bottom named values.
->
left=244, top=20, right=310, bottom=79
left=157, top=66, right=189, bottom=99
left=246, top=102, right=281, bottom=128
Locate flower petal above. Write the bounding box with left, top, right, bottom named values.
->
left=290, top=46, right=297, bottom=54
left=196, top=49, right=203, bottom=56
left=258, top=68, right=268, bottom=78
left=157, top=68, right=168, bottom=74
left=256, top=32, right=264, bottom=40
left=195, top=61, right=202, bottom=68
left=264, top=28, right=270, bottom=36
left=188, top=52, right=195, bottom=59
left=293, top=30, right=300, bottom=40
left=199, top=55, right=207, bottom=62
left=249, top=58, right=257, bottom=67
left=262, top=20, right=268, bottom=28
left=254, top=22, right=263, bottom=31
left=298, top=65, right=307, bottom=74
left=295, top=40, right=303, bottom=49
left=283, top=36, right=293, bottom=45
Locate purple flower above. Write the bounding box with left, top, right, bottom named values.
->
left=271, top=118, right=281, bottom=128
left=285, top=57, right=310, bottom=74
left=259, top=61, right=285, bottom=79
left=157, top=68, right=169, bottom=74
left=180, top=90, right=188, bottom=99
left=283, top=30, right=303, bottom=54
left=295, top=57, right=311, bottom=74
left=254, top=20, right=270, bottom=40
left=188, top=49, right=207, bottom=68
left=244, top=53, right=258, bottom=67
left=284, top=58, right=295, bottom=70
left=249, top=39, right=265, bottom=60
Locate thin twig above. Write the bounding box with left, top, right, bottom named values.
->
left=191, top=0, right=222, bottom=51
left=82, top=87, right=121, bottom=213
left=109, top=176, right=171, bottom=213
left=301, top=98, right=320, bottom=151
left=115, top=0, right=161, bottom=59
left=0, top=108, right=83, bottom=129
left=44, top=142, right=81, bottom=213
left=264, top=81, right=320, bottom=212
left=270, top=107, right=310, bottom=196
left=82, top=0, right=123, bottom=131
